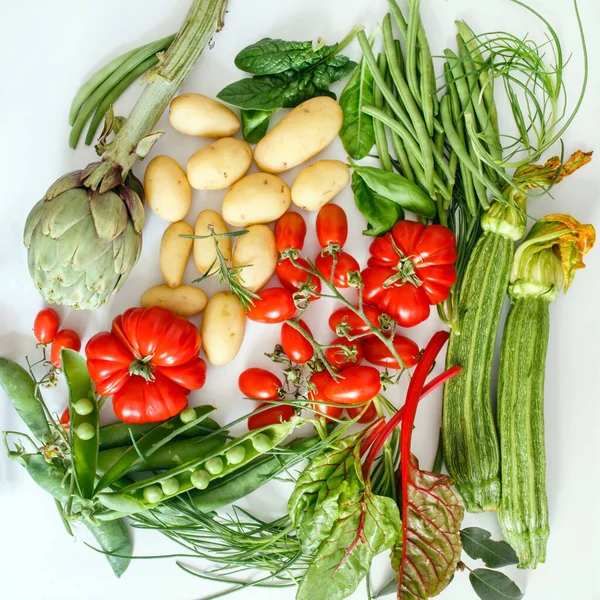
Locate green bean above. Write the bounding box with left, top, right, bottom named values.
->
left=385, top=88, right=414, bottom=180
left=405, top=0, right=422, bottom=105
left=0, top=359, right=51, bottom=443
left=374, top=54, right=394, bottom=172
left=388, top=0, right=408, bottom=38
left=434, top=129, right=447, bottom=224
left=447, top=149, right=459, bottom=209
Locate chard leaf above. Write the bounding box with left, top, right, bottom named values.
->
left=373, top=576, right=398, bottom=598
left=461, top=527, right=519, bottom=568
left=469, top=568, right=524, bottom=600
left=241, top=109, right=272, bottom=143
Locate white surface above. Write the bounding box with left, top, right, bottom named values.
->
left=0, top=0, right=599, bottom=599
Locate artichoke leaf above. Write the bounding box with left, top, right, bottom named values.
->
left=45, top=171, right=83, bottom=200
left=41, top=189, right=90, bottom=239
left=23, top=199, right=46, bottom=248
left=29, top=225, right=58, bottom=271
left=90, top=191, right=128, bottom=241
left=86, top=252, right=121, bottom=295
left=56, top=216, right=111, bottom=271
left=119, top=186, right=145, bottom=233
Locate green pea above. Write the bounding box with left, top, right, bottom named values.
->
left=160, top=477, right=180, bottom=496
left=74, top=398, right=94, bottom=416
left=205, top=457, right=224, bottom=475
left=76, top=422, right=95, bottom=441
left=180, top=407, right=196, bottom=424
left=252, top=433, right=271, bottom=453
left=143, top=485, right=163, bottom=504
left=226, top=445, right=246, bottom=465
left=190, top=469, right=210, bottom=490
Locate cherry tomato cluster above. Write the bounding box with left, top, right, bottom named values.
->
left=33, top=307, right=81, bottom=369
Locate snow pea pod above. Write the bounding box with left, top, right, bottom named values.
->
left=0, top=358, right=51, bottom=443
left=84, top=518, right=132, bottom=578
left=12, top=452, right=71, bottom=503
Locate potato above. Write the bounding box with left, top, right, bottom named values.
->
left=169, top=93, right=240, bottom=138
left=201, top=292, right=246, bottom=366
left=187, top=138, right=252, bottom=190
left=253, top=97, right=343, bottom=173
left=140, top=284, right=207, bottom=317
left=193, top=210, right=231, bottom=274
left=144, top=155, right=192, bottom=222
left=160, top=221, right=194, bottom=288
left=232, top=225, right=277, bottom=293
left=291, top=160, right=350, bottom=211
left=222, top=173, right=291, bottom=226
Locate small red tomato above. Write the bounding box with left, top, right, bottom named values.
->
left=33, top=308, right=60, bottom=344
left=362, top=334, right=420, bottom=369
left=315, top=251, right=360, bottom=288
left=316, top=204, right=348, bottom=247
left=308, top=370, right=333, bottom=403
left=247, top=288, right=296, bottom=323
left=311, top=402, right=343, bottom=422
left=324, top=337, right=364, bottom=370
left=238, top=368, right=282, bottom=400
left=276, top=258, right=321, bottom=299
left=324, top=365, right=381, bottom=404
left=275, top=212, right=307, bottom=252
left=346, top=401, right=378, bottom=423
left=281, top=320, right=314, bottom=364
left=328, top=305, right=385, bottom=339
left=248, top=402, right=295, bottom=430
left=60, top=407, right=70, bottom=428
left=50, top=329, right=82, bottom=368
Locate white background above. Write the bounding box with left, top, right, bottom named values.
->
left=0, top=1, right=599, bottom=599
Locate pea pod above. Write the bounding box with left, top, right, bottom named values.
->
left=0, top=358, right=51, bottom=443
left=63, top=349, right=98, bottom=500
left=84, top=519, right=132, bottom=578
left=12, top=453, right=71, bottom=504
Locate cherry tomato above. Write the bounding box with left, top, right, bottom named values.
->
left=247, top=288, right=296, bottom=323
left=60, top=407, right=70, bottom=428
left=324, top=337, right=364, bottom=370
left=328, top=304, right=385, bottom=339
left=315, top=251, right=360, bottom=288
left=281, top=320, right=314, bottom=364
left=33, top=308, right=60, bottom=345
left=50, top=329, right=82, bottom=369
left=316, top=204, right=348, bottom=247
left=275, top=212, right=307, bottom=252
left=238, top=368, right=282, bottom=400
left=308, top=370, right=333, bottom=403
left=346, top=401, right=378, bottom=423
left=324, top=365, right=381, bottom=404
left=248, top=402, right=295, bottom=430
left=311, top=402, right=343, bottom=422
left=276, top=258, right=321, bottom=299
left=362, top=334, right=420, bottom=369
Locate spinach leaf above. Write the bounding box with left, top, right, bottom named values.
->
left=469, top=568, right=524, bottom=600
left=241, top=109, right=272, bottom=143
left=311, top=55, right=357, bottom=89
left=461, top=528, right=519, bottom=568
left=351, top=170, right=403, bottom=236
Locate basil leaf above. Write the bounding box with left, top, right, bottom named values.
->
left=351, top=171, right=403, bottom=236
left=461, top=527, right=519, bottom=568
left=469, top=569, right=524, bottom=600
left=241, top=109, right=272, bottom=143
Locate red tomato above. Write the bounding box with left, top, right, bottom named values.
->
left=50, top=329, right=81, bottom=368
left=308, top=370, right=333, bottom=403
left=248, top=402, right=295, bottom=430
left=276, top=258, right=321, bottom=299
left=316, top=204, right=348, bottom=247
left=60, top=407, right=70, bottom=427
left=362, top=221, right=457, bottom=327
left=324, top=337, right=364, bottom=370
left=280, top=320, right=314, bottom=364
left=33, top=308, right=59, bottom=344
left=247, top=288, right=296, bottom=323
left=85, top=307, right=206, bottom=423
left=238, top=368, right=282, bottom=400
left=275, top=212, right=307, bottom=252
left=311, top=402, right=343, bottom=421
left=315, top=251, right=360, bottom=288
left=328, top=304, right=384, bottom=339
left=346, top=401, right=378, bottom=423
left=324, top=365, right=381, bottom=404
left=362, top=335, right=420, bottom=369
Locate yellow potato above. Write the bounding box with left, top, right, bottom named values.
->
left=187, top=138, right=252, bottom=190
left=144, top=155, right=192, bottom=222
left=253, top=97, right=343, bottom=173
left=193, top=210, right=231, bottom=275
left=232, top=225, right=277, bottom=293
left=291, top=160, right=350, bottom=211
left=201, top=292, right=246, bottom=366
left=160, top=221, right=194, bottom=288
left=140, top=284, right=208, bottom=317
left=222, top=173, right=291, bottom=226
left=169, top=93, right=240, bottom=137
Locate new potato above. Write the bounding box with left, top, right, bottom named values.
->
left=193, top=210, right=231, bottom=274
left=291, top=160, right=350, bottom=211
left=160, top=221, right=194, bottom=288
left=187, top=138, right=252, bottom=190
left=232, top=225, right=277, bottom=293
left=144, top=155, right=192, bottom=222
left=253, top=97, right=343, bottom=173
left=140, top=284, right=208, bottom=317
left=169, top=93, right=240, bottom=137
left=222, top=173, right=291, bottom=226
left=201, top=292, right=246, bottom=366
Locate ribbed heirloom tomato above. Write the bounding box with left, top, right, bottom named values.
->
left=362, top=220, right=457, bottom=327
left=85, top=306, right=206, bottom=423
